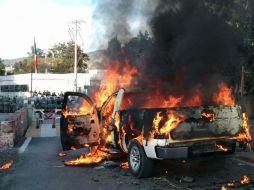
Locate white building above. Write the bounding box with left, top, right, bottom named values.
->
left=0, top=70, right=105, bottom=97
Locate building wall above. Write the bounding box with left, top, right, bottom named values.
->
left=0, top=70, right=105, bottom=97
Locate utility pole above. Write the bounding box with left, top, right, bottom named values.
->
left=71, top=20, right=84, bottom=92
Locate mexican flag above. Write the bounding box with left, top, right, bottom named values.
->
left=34, top=39, right=39, bottom=73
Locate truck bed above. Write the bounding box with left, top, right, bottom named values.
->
left=118, top=105, right=243, bottom=141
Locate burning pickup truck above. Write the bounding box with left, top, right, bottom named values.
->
left=60, top=88, right=251, bottom=178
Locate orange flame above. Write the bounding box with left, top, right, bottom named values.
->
left=213, top=83, right=235, bottom=106
left=58, top=152, right=67, bottom=157
left=150, top=111, right=186, bottom=139
left=93, top=60, right=139, bottom=108
left=0, top=160, right=14, bottom=171
left=67, top=124, right=74, bottom=135
left=215, top=144, right=228, bottom=152
left=221, top=175, right=250, bottom=189
left=64, top=147, right=109, bottom=166
left=63, top=100, right=93, bottom=117
left=221, top=186, right=227, bottom=190
left=234, top=113, right=252, bottom=149
left=227, top=180, right=236, bottom=187
left=240, top=175, right=250, bottom=185
left=201, top=112, right=215, bottom=122
left=120, top=162, right=129, bottom=169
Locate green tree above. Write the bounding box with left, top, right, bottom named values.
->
left=47, top=41, right=88, bottom=73
left=13, top=59, right=33, bottom=74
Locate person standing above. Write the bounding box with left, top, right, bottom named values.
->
left=35, top=112, right=40, bottom=129
left=52, top=110, right=56, bottom=128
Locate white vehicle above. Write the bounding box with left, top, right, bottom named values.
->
left=60, top=89, right=246, bottom=177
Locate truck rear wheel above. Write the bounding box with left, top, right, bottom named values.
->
left=128, top=140, right=154, bottom=178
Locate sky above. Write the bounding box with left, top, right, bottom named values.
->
left=0, top=0, right=97, bottom=59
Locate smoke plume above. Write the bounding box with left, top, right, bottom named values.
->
left=93, top=0, right=246, bottom=106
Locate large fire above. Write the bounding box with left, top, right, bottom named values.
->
left=63, top=59, right=252, bottom=167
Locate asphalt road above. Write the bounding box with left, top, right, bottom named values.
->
left=0, top=137, right=174, bottom=190
left=1, top=123, right=254, bottom=190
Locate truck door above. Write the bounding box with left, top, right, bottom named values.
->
left=60, top=92, right=100, bottom=150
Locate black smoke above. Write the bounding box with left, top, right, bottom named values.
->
left=144, top=0, right=244, bottom=100
left=93, top=0, right=158, bottom=44
left=95, top=0, right=246, bottom=105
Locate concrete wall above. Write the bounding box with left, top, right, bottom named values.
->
left=0, top=108, right=28, bottom=151
left=0, top=70, right=105, bottom=97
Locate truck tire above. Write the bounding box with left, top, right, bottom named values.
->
left=128, top=140, right=154, bottom=178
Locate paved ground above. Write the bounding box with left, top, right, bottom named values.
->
left=25, top=118, right=60, bottom=137
left=1, top=119, right=254, bottom=190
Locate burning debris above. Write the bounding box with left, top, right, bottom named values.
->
left=0, top=160, right=14, bottom=171
left=58, top=152, right=67, bottom=157
left=119, top=161, right=129, bottom=169
left=220, top=175, right=251, bottom=189
left=240, top=175, right=250, bottom=185
left=64, top=147, right=111, bottom=166
left=227, top=180, right=237, bottom=188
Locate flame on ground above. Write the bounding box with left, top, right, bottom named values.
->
left=0, top=160, right=14, bottom=171
left=119, top=162, right=129, bottom=169
left=64, top=147, right=110, bottom=166
left=241, top=175, right=250, bottom=185
left=58, top=152, right=67, bottom=157
left=227, top=180, right=236, bottom=187
left=70, top=146, right=76, bottom=150
left=221, top=175, right=250, bottom=189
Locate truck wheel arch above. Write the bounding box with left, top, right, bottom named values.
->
left=128, top=139, right=155, bottom=178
